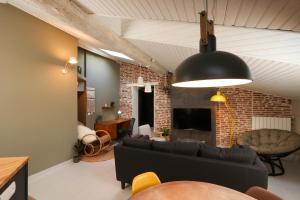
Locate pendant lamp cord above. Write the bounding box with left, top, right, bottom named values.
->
left=203, top=0, right=208, bottom=13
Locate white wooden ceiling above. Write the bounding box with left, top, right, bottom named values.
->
left=5, top=0, right=300, bottom=99
left=123, top=20, right=300, bottom=66
left=79, top=0, right=300, bottom=32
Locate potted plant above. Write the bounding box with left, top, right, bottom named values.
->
left=73, top=140, right=84, bottom=163
left=160, top=127, right=170, bottom=141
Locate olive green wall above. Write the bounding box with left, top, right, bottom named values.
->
left=0, top=4, right=78, bottom=174
left=77, top=49, right=120, bottom=128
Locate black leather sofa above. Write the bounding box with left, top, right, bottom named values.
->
left=114, top=137, right=268, bottom=192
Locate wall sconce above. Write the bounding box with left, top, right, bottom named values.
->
left=117, top=110, right=122, bottom=119
left=62, top=57, right=78, bottom=74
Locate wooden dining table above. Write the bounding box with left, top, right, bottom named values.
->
left=129, top=181, right=256, bottom=200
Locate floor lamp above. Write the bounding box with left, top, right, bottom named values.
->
left=211, top=90, right=236, bottom=146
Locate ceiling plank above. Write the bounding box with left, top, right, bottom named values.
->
left=245, top=0, right=272, bottom=28
left=207, top=0, right=216, bottom=21
left=140, top=0, right=160, bottom=20
left=131, top=0, right=151, bottom=19
left=214, top=0, right=228, bottom=24
left=174, top=0, right=188, bottom=22
left=268, top=0, right=300, bottom=30
left=223, top=0, right=242, bottom=26
left=234, top=0, right=256, bottom=26
left=183, top=0, right=196, bottom=22
left=256, top=0, right=287, bottom=29
left=163, top=0, right=180, bottom=21
left=281, top=10, right=300, bottom=31
left=155, top=0, right=173, bottom=21
left=122, top=0, right=144, bottom=19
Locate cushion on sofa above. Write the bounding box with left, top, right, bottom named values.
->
left=199, top=144, right=222, bottom=158
left=152, top=141, right=173, bottom=153
left=172, top=141, right=200, bottom=156
left=123, top=138, right=152, bottom=149
left=132, top=134, right=150, bottom=140
left=226, top=145, right=257, bottom=164
left=199, top=144, right=257, bottom=164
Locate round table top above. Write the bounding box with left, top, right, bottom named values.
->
left=129, top=181, right=255, bottom=200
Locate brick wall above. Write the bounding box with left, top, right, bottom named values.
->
left=119, top=62, right=171, bottom=130
left=216, top=88, right=293, bottom=146
left=119, top=63, right=293, bottom=145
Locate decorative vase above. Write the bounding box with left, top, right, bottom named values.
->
left=73, top=155, right=80, bottom=163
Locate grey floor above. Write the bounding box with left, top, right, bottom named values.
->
left=29, top=159, right=300, bottom=200
left=268, top=161, right=300, bottom=200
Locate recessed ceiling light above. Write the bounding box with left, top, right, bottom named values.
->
left=100, top=49, right=133, bottom=61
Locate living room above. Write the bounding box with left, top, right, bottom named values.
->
left=1, top=1, right=300, bottom=200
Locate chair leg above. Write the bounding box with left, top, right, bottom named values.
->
left=269, top=158, right=276, bottom=175
left=121, top=181, right=126, bottom=189
left=260, top=155, right=285, bottom=176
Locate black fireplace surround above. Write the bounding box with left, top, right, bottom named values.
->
left=171, top=87, right=217, bottom=146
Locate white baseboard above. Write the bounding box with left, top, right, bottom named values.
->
left=29, top=159, right=72, bottom=184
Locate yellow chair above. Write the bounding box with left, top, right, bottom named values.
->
left=132, top=172, right=161, bottom=195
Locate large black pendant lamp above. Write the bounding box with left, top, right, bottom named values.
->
left=172, top=6, right=252, bottom=88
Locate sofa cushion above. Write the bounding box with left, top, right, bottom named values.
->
left=132, top=134, right=150, bottom=140
left=226, top=145, right=257, bottom=164
left=199, top=144, right=257, bottom=164
left=123, top=138, right=152, bottom=149
left=172, top=141, right=200, bottom=156
left=199, top=144, right=222, bottom=158
left=152, top=141, right=173, bottom=153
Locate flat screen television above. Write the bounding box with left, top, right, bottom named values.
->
left=173, top=108, right=211, bottom=131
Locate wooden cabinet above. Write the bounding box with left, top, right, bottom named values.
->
left=0, top=157, right=28, bottom=200
left=95, top=119, right=131, bottom=139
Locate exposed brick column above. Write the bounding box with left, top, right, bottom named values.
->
left=119, top=62, right=171, bottom=131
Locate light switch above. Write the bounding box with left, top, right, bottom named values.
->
left=0, top=181, right=16, bottom=200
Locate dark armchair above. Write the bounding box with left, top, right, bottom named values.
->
left=117, top=118, right=135, bottom=139
left=237, top=129, right=300, bottom=176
